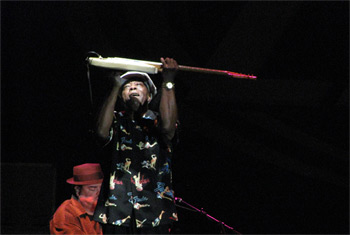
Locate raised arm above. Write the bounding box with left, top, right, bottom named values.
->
left=95, top=73, right=123, bottom=141
left=159, top=57, right=178, bottom=141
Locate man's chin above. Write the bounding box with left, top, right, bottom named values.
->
left=79, top=196, right=98, bottom=214
left=126, top=97, right=141, bottom=112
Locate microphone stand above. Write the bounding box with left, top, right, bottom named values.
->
left=175, top=197, right=241, bottom=234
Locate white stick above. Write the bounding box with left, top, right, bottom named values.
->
left=87, top=57, right=161, bottom=74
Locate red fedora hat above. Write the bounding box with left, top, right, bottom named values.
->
left=66, top=163, right=104, bottom=185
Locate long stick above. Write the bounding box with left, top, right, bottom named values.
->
left=178, top=65, right=256, bottom=79
left=175, top=197, right=241, bottom=234
left=87, top=56, right=257, bottom=80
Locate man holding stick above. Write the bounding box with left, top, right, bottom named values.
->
left=93, top=57, right=179, bottom=234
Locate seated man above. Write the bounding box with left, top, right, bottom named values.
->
left=50, top=163, right=104, bottom=234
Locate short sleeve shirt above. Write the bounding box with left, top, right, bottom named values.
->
left=93, top=110, right=178, bottom=228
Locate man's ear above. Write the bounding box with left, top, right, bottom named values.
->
left=147, top=94, right=152, bottom=103
left=74, top=186, right=81, bottom=196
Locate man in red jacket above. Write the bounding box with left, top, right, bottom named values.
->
left=50, top=163, right=104, bottom=234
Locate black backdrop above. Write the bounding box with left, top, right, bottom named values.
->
left=1, top=1, right=349, bottom=234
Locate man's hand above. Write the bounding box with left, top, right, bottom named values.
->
left=161, top=57, right=178, bottom=82
left=110, top=72, right=126, bottom=89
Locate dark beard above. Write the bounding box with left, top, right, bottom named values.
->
left=126, top=96, right=141, bottom=112
left=125, top=96, right=147, bottom=117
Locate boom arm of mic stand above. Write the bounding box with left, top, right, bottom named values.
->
left=175, top=197, right=241, bottom=234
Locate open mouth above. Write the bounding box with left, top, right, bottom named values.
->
left=129, top=93, right=140, bottom=97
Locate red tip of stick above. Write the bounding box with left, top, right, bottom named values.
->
left=227, top=72, right=257, bottom=80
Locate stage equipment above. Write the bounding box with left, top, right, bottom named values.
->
left=86, top=55, right=257, bottom=80
left=175, top=197, right=241, bottom=234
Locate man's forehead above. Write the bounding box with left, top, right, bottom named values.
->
left=122, top=78, right=150, bottom=92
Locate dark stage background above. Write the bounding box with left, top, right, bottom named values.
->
left=1, top=1, right=349, bottom=234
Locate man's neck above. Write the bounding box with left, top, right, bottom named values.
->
left=124, top=101, right=148, bottom=121
left=126, top=109, right=147, bottom=121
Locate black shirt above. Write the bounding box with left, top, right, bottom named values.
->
left=93, top=110, right=178, bottom=228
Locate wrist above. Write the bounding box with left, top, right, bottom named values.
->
left=162, top=74, right=176, bottom=83
left=162, top=81, right=175, bottom=90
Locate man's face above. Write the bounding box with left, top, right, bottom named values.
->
left=121, top=80, right=151, bottom=105
left=76, top=183, right=102, bottom=215
left=79, top=183, right=102, bottom=200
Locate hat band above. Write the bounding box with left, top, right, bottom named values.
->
left=73, top=172, right=103, bottom=182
